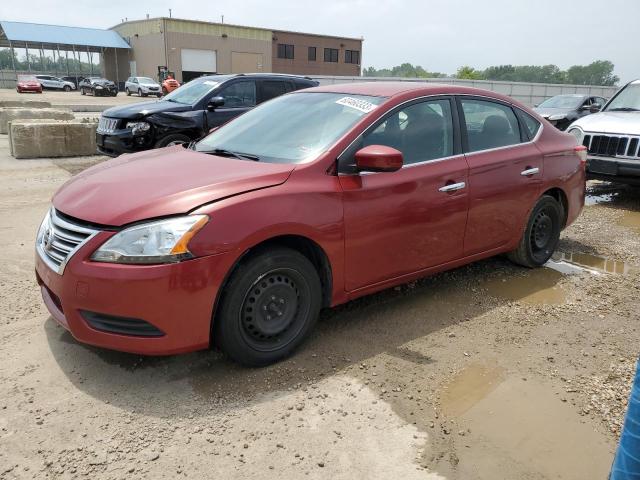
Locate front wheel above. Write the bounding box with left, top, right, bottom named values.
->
left=80, top=88, right=86, bottom=95
left=125, top=88, right=131, bottom=96
left=154, top=133, right=191, bottom=148
left=63, top=85, right=71, bottom=92
left=508, top=195, right=563, bottom=268
left=215, top=247, right=322, bottom=366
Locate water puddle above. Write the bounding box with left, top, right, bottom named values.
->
left=618, top=209, right=640, bottom=234
left=444, top=376, right=615, bottom=480
left=585, top=192, right=617, bottom=206
left=552, top=251, right=632, bottom=275
left=484, top=268, right=566, bottom=305
left=440, top=362, right=506, bottom=417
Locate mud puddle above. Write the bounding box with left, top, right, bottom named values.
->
left=435, top=364, right=615, bottom=480
left=552, top=251, right=633, bottom=275
left=484, top=268, right=566, bottom=305
left=618, top=209, right=640, bottom=234
left=585, top=191, right=618, bottom=206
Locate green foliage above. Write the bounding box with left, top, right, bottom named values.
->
left=0, top=48, right=97, bottom=74
left=455, top=66, right=484, bottom=80
left=364, top=63, right=446, bottom=78
left=363, top=60, right=619, bottom=86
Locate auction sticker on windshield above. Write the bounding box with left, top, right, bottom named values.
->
left=335, top=97, right=378, bottom=113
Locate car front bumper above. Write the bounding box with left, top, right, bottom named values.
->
left=35, top=233, right=234, bottom=356
left=586, top=155, right=640, bottom=185
left=17, top=85, right=42, bottom=92
left=96, top=130, right=154, bottom=156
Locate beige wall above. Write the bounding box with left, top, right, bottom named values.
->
left=122, top=32, right=165, bottom=80
left=103, top=48, right=132, bottom=88
left=271, top=31, right=362, bottom=76
left=164, top=31, right=271, bottom=80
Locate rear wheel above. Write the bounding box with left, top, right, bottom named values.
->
left=508, top=195, right=562, bottom=268
left=215, top=247, right=322, bottom=366
left=154, top=133, right=191, bottom=148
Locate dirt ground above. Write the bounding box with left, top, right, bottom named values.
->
left=0, top=135, right=638, bottom=479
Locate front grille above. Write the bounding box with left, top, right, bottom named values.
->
left=97, top=117, right=119, bottom=134
left=81, top=310, right=165, bottom=337
left=36, top=209, right=99, bottom=274
left=583, top=133, right=640, bottom=159
left=148, top=86, right=159, bottom=91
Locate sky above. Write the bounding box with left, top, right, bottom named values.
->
left=2, top=0, right=638, bottom=82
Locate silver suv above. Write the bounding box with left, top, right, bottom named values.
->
left=35, top=75, right=76, bottom=91
left=125, top=77, right=162, bottom=97
left=568, top=80, right=640, bottom=185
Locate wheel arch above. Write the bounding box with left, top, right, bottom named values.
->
left=542, top=186, right=569, bottom=227
left=209, top=234, right=334, bottom=343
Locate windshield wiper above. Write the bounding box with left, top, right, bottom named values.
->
left=202, top=148, right=260, bottom=161
left=608, top=107, right=640, bottom=112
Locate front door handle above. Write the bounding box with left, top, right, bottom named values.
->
left=438, top=182, right=466, bottom=193
left=521, top=167, right=540, bottom=176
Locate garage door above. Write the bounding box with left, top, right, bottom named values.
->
left=231, top=52, right=264, bottom=74
left=181, top=49, right=217, bottom=72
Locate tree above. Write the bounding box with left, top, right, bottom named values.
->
left=363, top=63, right=445, bottom=78
left=455, top=66, right=484, bottom=80
left=565, top=60, right=619, bottom=86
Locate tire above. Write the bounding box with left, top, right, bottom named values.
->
left=138, top=88, right=147, bottom=97
left=215, top=247, right=322, bottom=366
left=162, top=86, right=168, bottom=95
left=508, top=195, right=563, bottom=268
left=156, top=94, right=162, bottom=98
left=63, top=85, right=71, bottom=92
left=81, top=88, right=86, bottom=95
left=154, top=134, right=191, bottom=148
left=125, top=88, right=131, bottom=96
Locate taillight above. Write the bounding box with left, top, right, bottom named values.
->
left=574, top=145, right=587, bottom=166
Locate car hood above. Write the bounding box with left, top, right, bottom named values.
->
left=52, top=146, right=295, bottom=226
left=102, top=100, right=190, bottom=119
left=533, top=107, right=574, bottom=118
left=91, top=80, right=115, bottom=86
left=571, top=111, right=640, bottom=134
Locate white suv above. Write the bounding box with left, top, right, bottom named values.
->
left=35, top=75, right=76, bottom=91
left=568, top=80, right=640, bottom=185
left=125, top=77, right=162, bottom=98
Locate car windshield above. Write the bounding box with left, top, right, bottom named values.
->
left=195, top=92, right=386, bottom=164
left=138, top=77, right=156, bottom=84
left=17, top=75, right=37, bottom=81
left=163, top=79, right=220, bottom=105
left=604, top=82, right=640, bottom=111
left=538, top=95, right=584, bottom=109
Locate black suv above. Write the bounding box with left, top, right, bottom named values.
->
left=96, top=73, right=318, bottom=156
left=79, top=77, right=118, bottom=97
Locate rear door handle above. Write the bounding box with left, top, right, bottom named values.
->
left=521, top=167, right=540, bottom=176
left=438, top=182, right=466, bottom=192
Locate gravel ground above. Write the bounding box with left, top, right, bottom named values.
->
left=0, top=141, right=638, bottom=479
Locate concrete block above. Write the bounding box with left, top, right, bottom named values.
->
left=0, top=108, right=74, bottom=134
left=0, top=100, right=51, bottom=109
left=9, top=120, right=98, bottom=159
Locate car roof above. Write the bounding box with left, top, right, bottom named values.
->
left=301, top=81, right=520, bottom=102
left=198, top=73, right=316, bottom=82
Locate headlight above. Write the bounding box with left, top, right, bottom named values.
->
left=36, top=209, right=51, bottom=245
left=126, top=122, right=151, bottom=135
left=567, top=127, right=584, bottom=144
left=91, top=215, right=209, bottom=264
left=548, top=113, right=567, bottom=121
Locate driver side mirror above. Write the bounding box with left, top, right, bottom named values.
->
left=355, top=145, right=403, bottom=173
left=207, top=96, right=225, bottom=111
left=589, top=103, right=602, bottom=113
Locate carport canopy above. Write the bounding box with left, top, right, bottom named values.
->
left=0, top=20, right=130, bottom=51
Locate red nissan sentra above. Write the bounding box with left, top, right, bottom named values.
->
left=35, top=83, right=586, bottom=366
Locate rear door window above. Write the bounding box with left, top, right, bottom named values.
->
left=517, top=110, right=541, bottom=140
left=460, top=99, right=522, bottom=152
left=260, top=81, right=290, bottom=103
left=218, top=81, right=257, bottom=108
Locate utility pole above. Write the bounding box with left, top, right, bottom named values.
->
left=169, top=8, right=172, bottom=18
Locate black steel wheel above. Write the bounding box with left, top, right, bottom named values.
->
left=508, top=195, right=562, bottom=267
left=215, top=247, right=322, bottom=366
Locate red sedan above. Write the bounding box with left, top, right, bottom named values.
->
left=35, top=83, right=586, bottom=366
left=16, top=74, right=43, bottom=93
